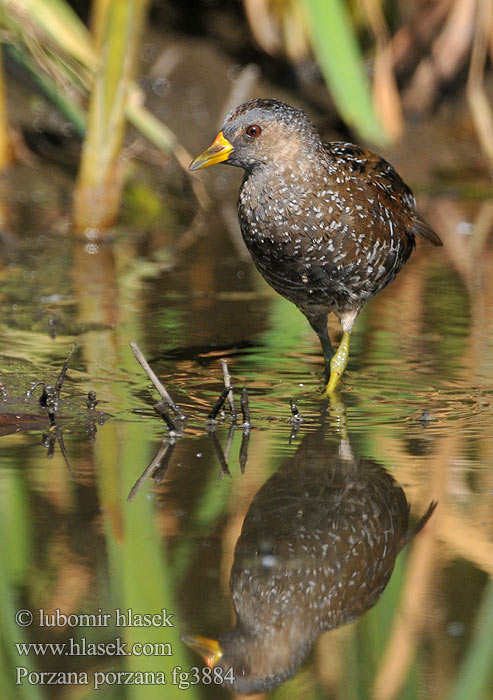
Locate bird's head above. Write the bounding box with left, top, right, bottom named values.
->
left=189, top=98, right=321, bottom=174
left=182, top=624, right=308, bottom=694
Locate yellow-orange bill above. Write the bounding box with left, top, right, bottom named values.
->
left=181, top=633, right=223, bottom=668
left=189, top=131, right=233, bottom=170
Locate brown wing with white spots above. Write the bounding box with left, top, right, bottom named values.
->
left=312, top=142, right=440, bottom=304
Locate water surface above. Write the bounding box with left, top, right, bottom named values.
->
left=0, top=144, right=492, bottom=700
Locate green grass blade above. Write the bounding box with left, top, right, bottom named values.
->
left=302, top=0, right=387, bottom=145
left=448, top=578, right=493, bottom=700
left=0, top=472, right=45, bottom=700
left=8, top=0, right=97, bottom=68
left=4, top=44, right=86, bottom=136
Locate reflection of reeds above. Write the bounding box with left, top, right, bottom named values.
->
left=0, top=50, right=10, bottom=170
left=449, top=579, right=493, bottom=700
left=351, top=202, right=492, bottom=699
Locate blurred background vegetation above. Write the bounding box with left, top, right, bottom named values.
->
left=0, top=0, right=492, bottom=231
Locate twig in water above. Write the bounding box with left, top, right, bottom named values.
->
left=224, top=423, right=235, bottom=463
left=127, top=439, right=174, bottom=501
left=209, top=430, right=231, bottom=477
left=239, top=429, right=250, bottom=473
left=86, top=391, right=98, bottom=410
left=130, top=341, right=186, bottom=420
left=54, top=343, right=78, bottom=400
left=289, top=421, right=301, bottom=444
left=152, top=441, right=176, bottom=483
left=154, top=401, right=178, bottom=432
left=34, top=344, right=79, bottom=425
left=25, top=381, right=43, bottom=399
left=55, top=426, right=74, bottom=473
left=288, top=397, right=304, bottom=442
left=41, top=426, right=73, bottom=473
left=85, top=415, right=98, bottom=443
left=221, top=359, right=237, bottom=422
left=42, top=431, right=56, bottom=459
left=208, top=386, right=232, bottom=422
left=289, top=398, right=303, bottom=422
left=240, top=387, right=251, bottom=428
left=39, top=385, right=57, bottom=426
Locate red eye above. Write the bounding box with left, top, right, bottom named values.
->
left=246, top=124, right=262, bottom=138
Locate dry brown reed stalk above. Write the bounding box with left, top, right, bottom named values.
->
left=467, top=0, right=493, bottom=168
left=357, top=0, right=404, bottom=141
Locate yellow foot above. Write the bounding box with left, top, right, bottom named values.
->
left=327, top=390, right=349, bottom=439
left=322, top=332, right=350, bottom=395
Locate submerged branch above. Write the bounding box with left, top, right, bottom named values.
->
left=54, top=343, right=78, bottom=400
left=240, top=387, right=251, bottom=428
left=208, top=386, right=232, bottom=422
left=221, top=358, right=237, bottom=422
left=127, top=439, right=174, bottom=501
left=130, top=341, right=186, bottom=421
left=154, top=400, right=177, bottom=432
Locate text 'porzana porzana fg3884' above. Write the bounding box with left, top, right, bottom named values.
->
left=190, top=99, right=442, bottom=394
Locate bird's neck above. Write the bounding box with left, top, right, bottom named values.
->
left=220, top=623, right=311, bottom=686
left=241, top=155, right=325, bottom=197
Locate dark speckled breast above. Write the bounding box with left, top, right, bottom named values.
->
left=238, top=142, right=419, bottom=317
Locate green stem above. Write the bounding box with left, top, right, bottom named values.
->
left=302, top=0, right=387, bottom=145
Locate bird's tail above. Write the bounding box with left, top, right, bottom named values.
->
left=413, top=216, right=443, bottom=246
left=410, top=500, right=438, bottom=539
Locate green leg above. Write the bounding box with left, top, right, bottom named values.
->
left=323, top=331, right=351, bottom=395
left=321, top=335, right=335, bottom=383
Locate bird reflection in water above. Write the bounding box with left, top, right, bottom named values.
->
left=183, top=423, right=436, bottom=694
